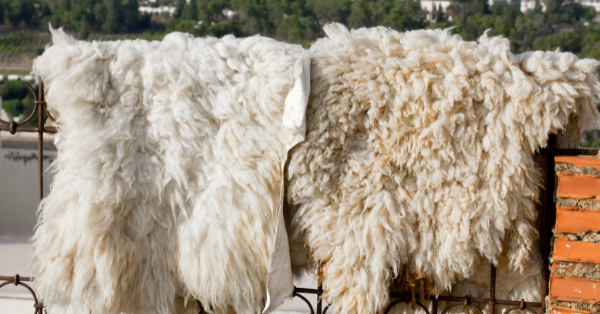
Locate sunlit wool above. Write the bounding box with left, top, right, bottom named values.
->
left=31, top=28, right=308, bottom=314
left=286, top=23, right=600, bottom=314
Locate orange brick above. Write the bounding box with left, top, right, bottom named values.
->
left=556, top=206, right=600, bottom=234
left=550, top=275, right=600, bottom=303
left=551, top=305, right=593, bottom=314
left=557, top=173, right=600, bottom=200
left=554, top=237, right=600, bottom=264
left=556, top=156, right=600, bottom=171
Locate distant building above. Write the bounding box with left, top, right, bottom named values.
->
left=520, top=0, right=547, bottom=12
left=553, top=22, right=574, bottom=32
left=1, top=75, right=33, bottom=82
left=420, top=0, right=452, bottom=23
left=151, top=14, right=173, bottom=25
left=139, top=6, right=176, bottom=16
left=223, top=9, right=236, bottom=20
left=520, top=0, right=600, bottom=13
left=576, top=0, right=600, bottom=13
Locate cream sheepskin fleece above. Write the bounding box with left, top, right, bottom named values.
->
left=286, top=23, right=600, bottom=314
left=31, top=28, right=309, bottom=314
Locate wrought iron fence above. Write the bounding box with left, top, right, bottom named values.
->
left=1, top=79, right=599, bottom=314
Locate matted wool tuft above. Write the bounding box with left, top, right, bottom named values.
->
left=285, top=23, right=600, bottom=314
left=31, top=28, right=309, bottom=314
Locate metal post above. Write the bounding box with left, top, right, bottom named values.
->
left=540, top=134, right=557, bottom=314
left=37, top=80, right=44, bottom=201
left=317, top=284, right=323, bottom=314
left=490, top=263, right=496, bottom=314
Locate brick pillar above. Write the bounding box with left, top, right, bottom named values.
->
left=547, top=153, right=600, bottom=314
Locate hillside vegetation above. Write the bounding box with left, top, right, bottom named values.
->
left=2, top=0, right=600, bottom=145
left=1, top=0, right=599, bottom=57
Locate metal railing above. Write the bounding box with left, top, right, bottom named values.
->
left=1, top=80, right=598, bottom=314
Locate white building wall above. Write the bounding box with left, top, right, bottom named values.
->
left=521, top=0, right=547, bottom=12
left=420, top=0, right=452, bottom=22
left=578, top=0, right=600, bottom=12
left=521, top=0, right=600, bottom=13
left=139, top=5, right=176, bottom=16
left=420, top=0, right=452, bottom=12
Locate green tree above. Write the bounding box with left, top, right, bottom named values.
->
left=101, top=0, right=122, bottom=33
left=276, top=14, right=306, bottom=43
left=348, top=0, right=372, bottom=28
left=532, top=31, right=580, bottom=52
left=502, top=2, right=518, bottom=24
left=231, top=0, right=270, bottom=35
left=174, top=0, right=186, bottom=18
left=534, top=0, right=542, bottom=13
left=0, top=80, right=36, bottom=119
left=207, top=21, right=250, bottom=37
left=182, top=0, right=199, bottom=20
left=510, top=0, right=521, bottom=15
left=0, top=0, right=6, bottom=24
left=380, top=1, right=424, bottom=30
left=307, top=0, right=351, bottom=24
left=453, top=0, right=485, bottom=21
left=124, top=0, right=141, bottom=31
left=2, top=98, right=25, bottom=119
left=489, top=0, right=507, bottom=16
left=583, top=6, right=596, bottom=21
left=455, top=15, right=511, bottom=40
left=79, top=16, right=90, bottom=39
left=8, top=0, right=44, bottom=27
left=436, top=4, right=444, bottom=23
left=167, top=18, right=198, bottom=33
left=197, top=0, right=229, bottom=25
left=1, top=80, right=31, bottom=101
left=546, top=0, right=564, bottom=14
left=580, top=32, right=600, bottom=59
left=305, top=0, right=350, bottom=38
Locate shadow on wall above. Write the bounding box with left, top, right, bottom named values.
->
left=0, top=137, right=56, bottom=241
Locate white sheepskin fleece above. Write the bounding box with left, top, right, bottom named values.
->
left=285, top=23, right=600, bottom=314
left=31, top=28, right=309, bottom=314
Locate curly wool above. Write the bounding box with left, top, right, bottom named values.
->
left=31, top=28, right=308, bottom=314
left=286, top=24, right=600, bottom=314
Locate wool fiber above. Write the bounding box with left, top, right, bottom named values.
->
left=286, top=24, right=600, bottom=314
left=31, top=28, right=309, bottom=314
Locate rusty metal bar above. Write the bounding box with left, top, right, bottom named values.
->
left=385, top=293, right=543, bottom=308
left=539, top=147, right=597, bottom=156
left=0, top=275, right=34, bottom=282
left=490, top=263, right=496, bottom=314
left=38, top=81, right=44, bottom=201
left=0, top=125, right=57, bottom=133
left=297, top=288, right=545, bottom=310
left=295, top=287, right=319, bottom=294
left=440, top=296, right=484, bottom=314
left=316, top=284, right=323, bottom=314
left=0, top=275, right=42, bottom=314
